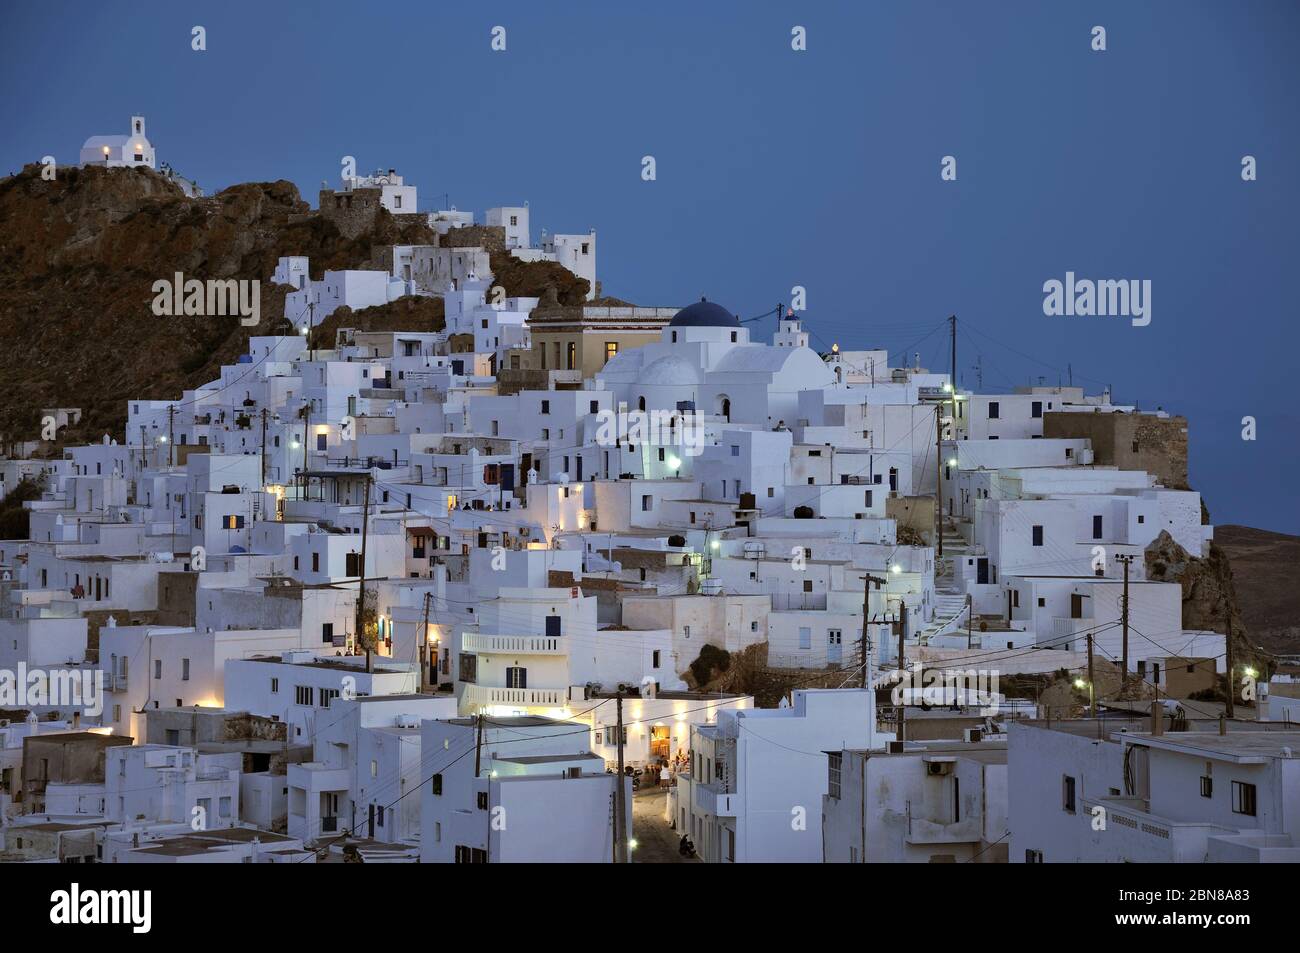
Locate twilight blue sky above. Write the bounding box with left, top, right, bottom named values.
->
left=2, top=1, right=1297, bottom=531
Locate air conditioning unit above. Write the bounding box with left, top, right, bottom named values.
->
left=926, top=761, right=953, bottom=776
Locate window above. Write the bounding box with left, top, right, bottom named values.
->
left=988, top=401, right=1000, bottom=419
left=1031, top=401, right=1043, bottom=418
left=566, top=343, right=576, bottom=370
left=1137, top=514, right=1145, bottom=524
left=477, top=791, right=489, bottom=810
left=1062, top=775, right=1076, bottom=814
left=455, top=845, right=487, bottom=863
left=1093, top=515, right=1103, bottom=539
left=182, top=658, right=190, bottom=682
left=295, top=685, right=314, bottom=706
left=505, top=666, right=527, bottom=689
left=1032, top=525, right=1044, bottom=547
left=432, top=774, right=442, bottom=796
left=312, top=553, right=320, bottom=573
left=319, top=688, right=339, bottom=708
left=154, top=660, right=162, bottom=680
left=346, top=553, right=361, bottom=577
left=1231, top=780, right=1256, bottom=816
left=605, top=342, right=618, bottom=363
left=827, top=752, right=842, bottom=799
left=799, top=627, right=812, bottom=650
left=1200, top=776, right=1213, bottom=798
left=652, top=650, right=661, bottom=668
left=219, top=796, right=232, bottom=818
left=271, top=678, right=279, bottom=694
left=1025, top=849, right=1044, bottom=863
left=540, top=399, right=550, bottom=415
left=322, top=622, right=334, bottom=644
left=641, top=494, right=653, bottom=511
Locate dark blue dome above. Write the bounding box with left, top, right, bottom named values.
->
left=670, top=298, right=739, bottom=328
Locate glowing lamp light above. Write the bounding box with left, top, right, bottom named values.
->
left=290, top=439, right=300, bottom=449
left=890, top=564, right=902, bottom=574
left=628, top=839, right=638, bottom=851
left=710, top=539, right=720, bottom=551
left=102, top=146, right=110, bottom=155
left=942, top=383, right=953, bottom=393
left=947, top=458, right=958, bottom=467
left=1244, top=667, right=1258, bottom=679
left=1073, top=678, right=1087, bottom=690
left=667, top=455, right=681, bottom=470
left=299, top=326, right=309, bottom=335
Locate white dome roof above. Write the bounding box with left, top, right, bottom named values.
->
left=639, top=354, right=699, bottom=387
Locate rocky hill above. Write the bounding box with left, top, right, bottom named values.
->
left=0, top=163, right=592, bottom=449
left=1212, top=524, right=1300, bottom=656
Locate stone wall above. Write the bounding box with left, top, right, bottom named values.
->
left=318, top=187, right=383, bottom=239
left=439, top=224, right=505, bottom=254
left=1043, top=411, right=1188, bottom=489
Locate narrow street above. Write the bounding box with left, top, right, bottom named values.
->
left=631, top=786, right=698, bottom=864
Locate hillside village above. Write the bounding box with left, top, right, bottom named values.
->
left=0, top=118, right=1298, bottom=865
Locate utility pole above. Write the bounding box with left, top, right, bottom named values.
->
left=420, top=591, right=432, bottom=690
left=859, top=573, right=887, bottom=688
left=897, top=600, right=908, bottom=675
left=1225, top=623, right=1236, bottom=719
left=935, top=403, right=943, bottom=559
left=260, top=408, right=268, bottom=486
left=1117, top=554, right=1134, bottom=694
left=357, top=474, right=372, bottom=672
left=898, top=601, right=909, bottom=743
left=167, top=404, right=175, bottom=467
left=1087, top=631, right=1096, bottom=718
left=949, top=313, right=957, bottom=413
left=475, top=712, right=484, bottom=778
left=301, top=402, right=311, bottom=500
left=614, top=691, right=628, bottom=863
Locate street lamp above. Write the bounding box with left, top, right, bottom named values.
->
left=1074, top=677, right=1094, bottom=716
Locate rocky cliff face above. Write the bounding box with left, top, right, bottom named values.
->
left=0, top=164, right=435, bottom=445
left=1144, top=530, right=1252, bottom=663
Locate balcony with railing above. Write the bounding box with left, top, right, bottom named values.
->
left=462, top=633, right=565, bottom=655
left=692, top=781, right=741, bottom=817
left=461, top=684, right=568, bottom=709
left=771, top=592, right=828, bottom=611
left=1079, top=794, right=1243, bottom=863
